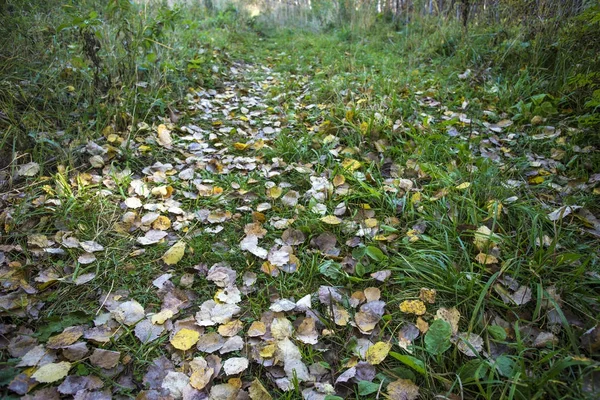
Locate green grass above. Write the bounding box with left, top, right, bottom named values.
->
left=1, top=1, right=599, bottom=399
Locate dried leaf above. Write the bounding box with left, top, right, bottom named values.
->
left=18, top=162, right=41, bottom=177
left=157, top=124, right=173, bottom=148
left=90, top=348, right=121, bottom=369
left=248, top=379, right=272, bottom=400
left=223, top=357, right=249, bottom=375
left=170, top=328, right=200, bottom=350
left=365, top=342, right=391, bottom=365
left=113, top=300, right=145, bottom=326
left=320, top=215, right=342, bottom=225
left=32, top=361, right=71, bottom=383
left=162, top=241, right=186, bottom=265
left=46, top=326, right=84, bottom=349
left=387, top=378, right=419, bottom=400
left=399, top=300, right=426, bottom=316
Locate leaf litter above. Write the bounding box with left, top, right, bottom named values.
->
left=1, top=43, right=599, bottom=400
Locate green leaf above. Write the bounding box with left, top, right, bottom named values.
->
left=389, top=367, right=416, bottom=381
left=366, top=246, right=385, bottom=261
left=319, top=260, right=345, bottom=280
left=389, top=352, right=426, bottom=375
left=324, top=396, right=343, bottom=400
left=0, top=363, right=19, bottom=386
left=358, top=380, right=380, bottom=396
left=352, top=246, right=366, bottom=260
left=355, top=262, right=366, bottom=277
left=425, top=319, right=452, bottom=355
left=487, top=325, right=507, bottom=341
left=494, top=355, right=515, bottom=378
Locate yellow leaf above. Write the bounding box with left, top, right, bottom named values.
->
left=247, top=321, right=267, bottom=337
left=251, top=140, right=266, bottom=150
left=162, top=241, right=186, bottom=265
left=46, top=326, right=83, bottom=349
left=267, top=187, right=282, bottom=199
left=261, top=261, right=279, bottom=277
left=332, top=174, right=345, bottom=187
left=31, top=361, right=71, bottom=383
left=475, top=252, right=498, bottom=264
left=345, top=110, right=354, bottom=122
left=151, top=309, right=173, bottom=325
left=218, top=320, right=243, bottom=337
left=435, top=307, right=461, bottom=334
left=341, top=158, right=361, bottom=171
left=151, top=185, right=174, bottom=198
left=399, top=300, right=426, bottom=316
left=360, top=121, right=369, bottom=134
left=190, top=368, right=214, bottom=390
left=455, top=182, right=471, bottom=190
left=259, top=343, right=277, bottom=358
left=410, top=192, right=422, bottom=204
left=152, top=216, right=172, bottom=231
left=416, top=317, right=429, bottom=333
left=234, top=142, right=250, bottom=151
left=419, top=288, right=437, bottom=304
left=473, top=225, right=496, bottom=251
left=364, top=218, right=378, bottom=228
left=170, top=328, right=200, bottom=350
left=249, top=379, right=272, bottom=400
left=365, top=342, right=392, bottom=365
left=157, top=124, right=172, bottom=148
left=320, top=215, right=342, bottom=225
left=528, top=176, right=544, bottom=185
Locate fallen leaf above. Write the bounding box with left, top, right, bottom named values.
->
left=135, top=319, right=164, bottom=343
left=157, top=124, right=173, bottom=148
left=113, top=300, right=145, bottom=326
left=320, top=215, right=342, bottom=225
left=387, top=378, right=419, bottom=400
left=170, top=328, right=200, bottom=350
left=162, top=241, right=186, bottom=265
left=90, top=348, right=121, bottom=369
left=399, top=300, right=426, bottom=315
left=548, top=205, right=582, bottom=221
left=18, top=162, right=40, bottom=177
left=218, top=320, right=243, bottom=337
left=46, top=326, right=84, bottom=349
left=151, top=309, right=174, bottom=325
left=419, top=288, right=436, bottom=304
left=32, top=361, right=71, bottom=383
left=248, top=379, right=272, bottom=400
left=455, top=332, right=484, bottom=357
left=365, top=342, right=392, bottom=365
left=152, top=216, right=172, bottom=230
left=435, top=307, right=461, bottom=334
left=223, top=357, right=249, bottom=375
left=125, top=197, right=143, bottom=209
left=247, top=321, right=267, bottom=337
left=161, top=371, right=188, bottom=398
left=295, top=317, right=318, bottom=345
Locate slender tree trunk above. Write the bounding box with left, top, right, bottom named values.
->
left=461, top=0, right=469, bottom=30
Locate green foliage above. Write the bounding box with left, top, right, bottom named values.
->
left=424, top=320, right=453, bottom=355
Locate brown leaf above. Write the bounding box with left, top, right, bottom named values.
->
left=46, top=326, right=84, bottom=349
left=90, top=348, right=121, bottom=369
left=387, top=378, right=419, bottom=400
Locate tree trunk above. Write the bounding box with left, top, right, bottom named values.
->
left=461, top=0, right=469, bottom=30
